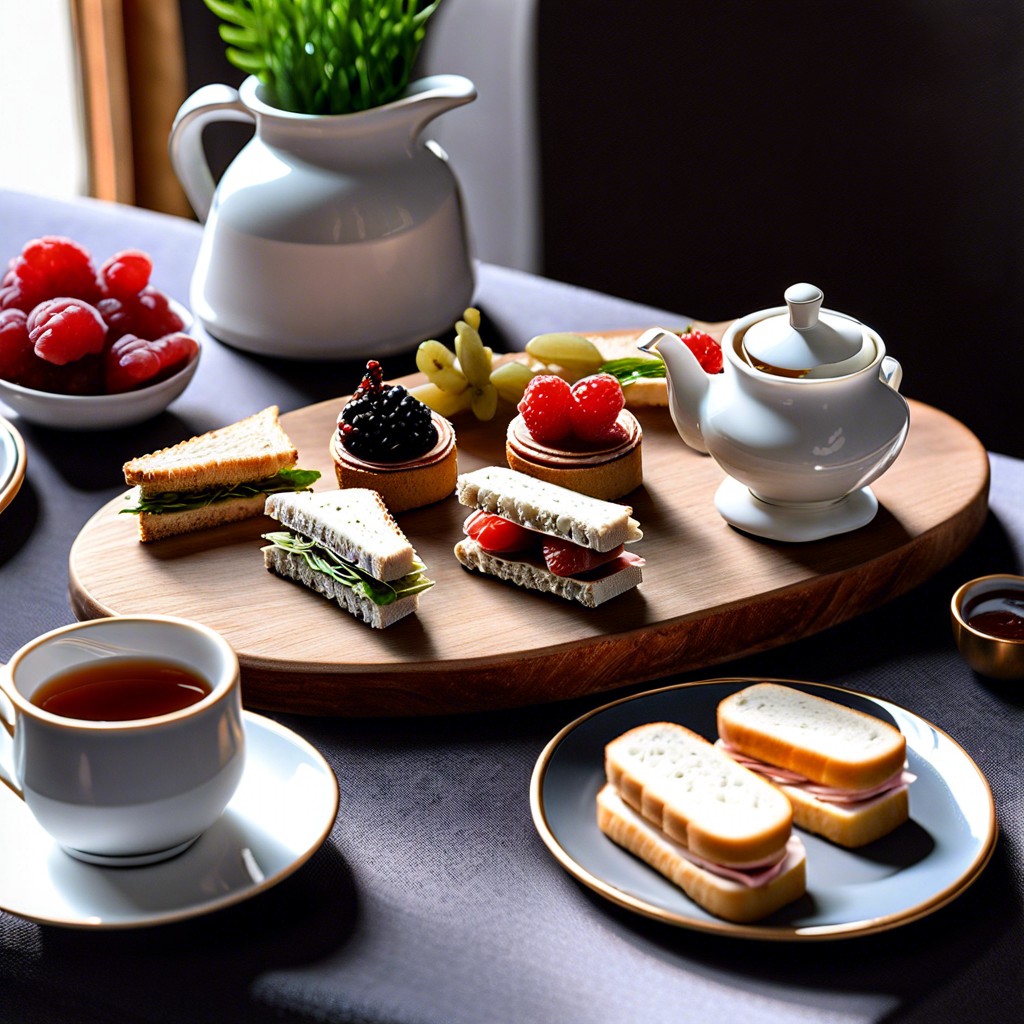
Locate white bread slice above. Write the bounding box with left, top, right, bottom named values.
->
left=265, top=489, right=414, bottom=582
left=453, top=537, right=641, bottom=608
left=605, top=723, right=793, bottom=867
left=124, top=406, right=297, bottom=493
left=597, top=784, right=806, bottom=923
left=586, top=330, right=668, bottom=408
left=780, top=782, right=909, bottom=848
left=716, top=683, right=907, bottom=791
left=262, top=546, right=419, bottom=629
left=456, top=466, right=642, bottom=552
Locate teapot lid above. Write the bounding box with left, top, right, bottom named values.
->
left=741, top=283, right=865, bottom=372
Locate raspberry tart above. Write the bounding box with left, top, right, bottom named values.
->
left=506, top=373, right=642, bottom=500
left=331, top=360, right=457, bottom=513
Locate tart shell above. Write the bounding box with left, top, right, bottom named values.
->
left=505, top=411, right=643, bottom=500
left=331, top=412, right=458, bottom=513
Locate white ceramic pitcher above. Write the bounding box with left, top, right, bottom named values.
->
left=170, top=74, right=477, bottom=359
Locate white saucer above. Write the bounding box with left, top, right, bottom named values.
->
left=714, top=475, right=879, bottom=542
left=0, top=712, right=338, bottom=929
left=0, top=414, right=26, bottom=515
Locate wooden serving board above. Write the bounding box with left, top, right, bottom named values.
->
left=68, top=349, right=990, bottom=717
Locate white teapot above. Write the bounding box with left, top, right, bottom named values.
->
left=639, top=284, right=910, bottom=542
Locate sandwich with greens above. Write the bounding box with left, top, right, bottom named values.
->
left=121, top=406, right=320, bottom=542
left=262, top=488, right=433, bottom=628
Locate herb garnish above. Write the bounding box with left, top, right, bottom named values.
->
left=600, top=356, right=667, bottom=388
left=262, top=530, right=433, bottom=605
left=122, top=468, right=321, bottom=516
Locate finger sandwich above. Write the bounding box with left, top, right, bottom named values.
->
left=122, top=406, right=319, bottom=542
left=454, top=466, right=644, bottom=608
left=262, top=488, right=433, bottom=629
left=599, top=722, right=807, bottom=923
left=716, top=683, right=914, bottom=848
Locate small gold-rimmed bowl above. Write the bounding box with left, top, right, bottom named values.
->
left=951, top=574, right=1024, bottom=680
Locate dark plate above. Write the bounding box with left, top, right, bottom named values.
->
left=530, top=678, right=997, bottom=940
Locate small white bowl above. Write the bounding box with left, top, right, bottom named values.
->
left=0, top=344, right=201, bottom=431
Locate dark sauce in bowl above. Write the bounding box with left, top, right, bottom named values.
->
left=965, top=589, right=1024, bottom=641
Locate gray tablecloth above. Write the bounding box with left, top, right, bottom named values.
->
left=0, top=190, right=1021, bottom=1024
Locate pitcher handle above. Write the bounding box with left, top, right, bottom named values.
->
left=0, top=679, right=22, bottom=800
left=880, top=356, right=903, bottom=393
left=169, top=84, right=254, bottom=224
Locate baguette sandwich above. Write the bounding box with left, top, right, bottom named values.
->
left=453, top=466, right=644, bottom=608
left=122, top=406, right=320, bottom=542
left=716, top=683, right=914, bottom=848
left=262, top=488, right=433, bottom=628
left=600, top=722, right=806, bottom=923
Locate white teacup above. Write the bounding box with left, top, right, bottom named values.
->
left=0, top=615, right=246, bottom=866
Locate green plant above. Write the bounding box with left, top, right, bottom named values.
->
left=204, top=0, right=442, bottom=115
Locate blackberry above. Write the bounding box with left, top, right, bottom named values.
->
left=338, top=360, right=437, bottom=462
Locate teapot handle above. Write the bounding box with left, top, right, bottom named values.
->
left=880, top=355, right=903, bottom=393
left=169, top=84, right=254, bottom=224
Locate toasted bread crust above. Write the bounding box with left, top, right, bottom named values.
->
left=136, top=494, right=269, bottom=542
left=717, top=683, right=907, bottom=790
left=605, top=723, right=793, bottom=866
left=454, top=537, right=641, bottom=608
left=596, top=784, right=806, bottom=923
left=124, top=406, right=297, bottom=492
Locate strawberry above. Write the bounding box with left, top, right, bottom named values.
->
left=541, top=538, right=625, bottom=577
left=464, top=511, right=535, bottom=554
left=682, top=329, right=723, bottom=374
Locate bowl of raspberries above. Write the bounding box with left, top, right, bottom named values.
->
left=0, top=236, right=201, bottom=429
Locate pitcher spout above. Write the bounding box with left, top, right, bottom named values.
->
left=637, top=327, right=710, bottom=453
left=403, top=74, right=477, bottom=144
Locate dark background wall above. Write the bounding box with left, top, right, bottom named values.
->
left=178, top=0, right=1023, bottom=458
left=536, top=1, right=1024, bottom=458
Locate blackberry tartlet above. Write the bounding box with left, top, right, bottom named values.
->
left=331, top=361, right=457, bottom=512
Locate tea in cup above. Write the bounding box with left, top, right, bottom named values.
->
left=0, top=615, right=245, bottom=865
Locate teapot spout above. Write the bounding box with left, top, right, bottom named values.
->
left=638, top=327, right=710, bottom=453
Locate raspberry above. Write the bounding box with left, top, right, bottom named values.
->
left=9, top=236, right=100, bottom=309
left=568, top=373, right=625, bottom=443
left=542, top=538, right=625, bottom=578
left=100, top=249, right=153, bottom=298
left=98, top=287, right=184, bottom=340
left=0, top=308, right=35, bottom=384
left=517, top=375, right=573, bottom=444
left=38, top=355, right=105, bottom=396
left=104, top=332, right=199, bottom=393
left=682, top=329, right=723, bottom=374
left=28, top=298, right=107, bottom=365
left=464, top=511, right=535, bottom=554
